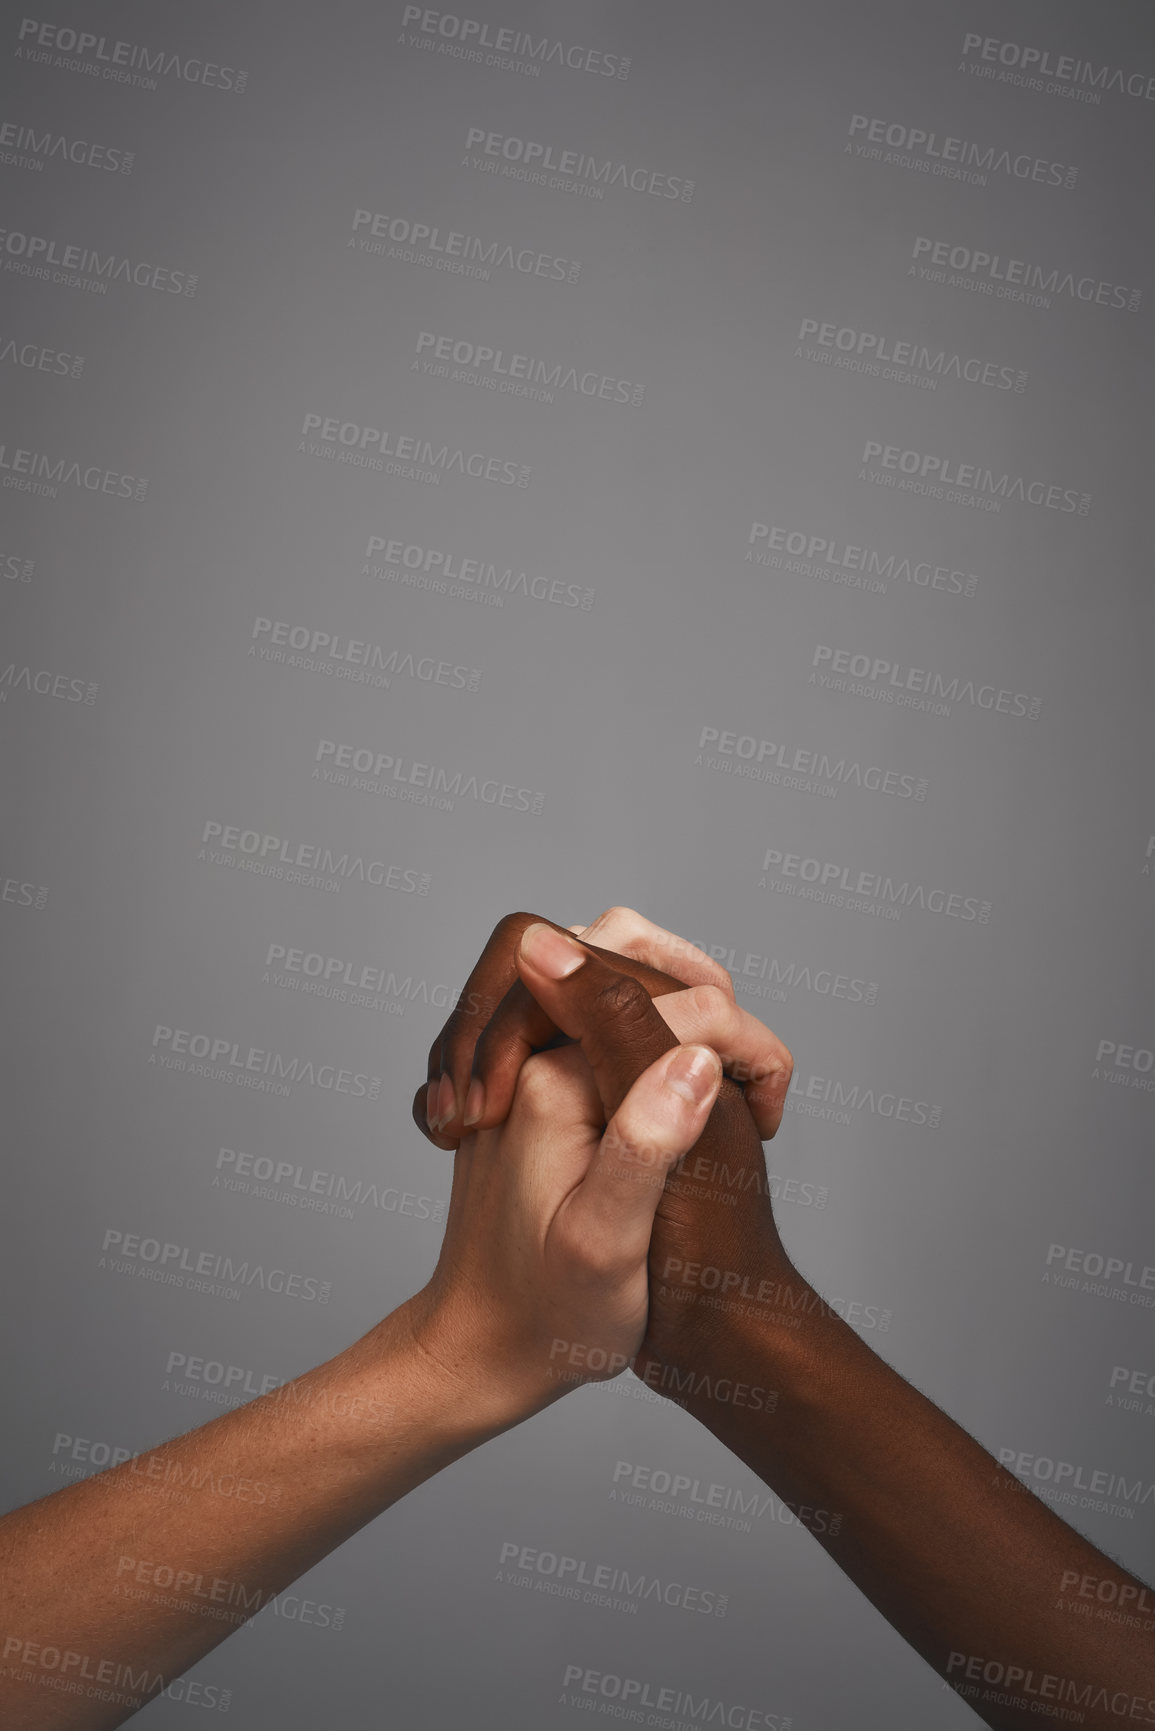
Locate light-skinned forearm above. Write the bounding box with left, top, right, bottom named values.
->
left=0, top=965, right=725, bottom=1731
left=0, top=1297, right=513, bottom=1731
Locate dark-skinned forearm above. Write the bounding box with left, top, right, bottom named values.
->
left=670, top=1270, right=1155, bottom=1730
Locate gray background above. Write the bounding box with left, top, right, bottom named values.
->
left=2, top=0, right=1153, bottom=1724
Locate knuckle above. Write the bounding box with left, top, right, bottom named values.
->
left=442, top=995, right=495, bottom=1061
left=587, top=905, right=635, bottom=939
left=716, top=1076, right=749, bottom=1114
left=568, top=1235, right=615, bottom=1281
left=603, top=1133, right=672, bottom=1191
left=512, top=1051, right=557, bottom=1110
left=652, top=925, right=722, bottom=985
left=494, top=909, right=538, bottom=944
left=593, top=972, right=654, bottom=1025
left=686, top=981, right=730, bottom=1022
left=566, top=1219, right=631, bottom=1280
left=605, top=1117, right=653, bottom=1164
left=442, top=1024, right=477, bottom=1074
left=702, top=956, right=736, bottom=995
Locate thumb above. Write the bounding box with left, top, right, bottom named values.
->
left=515, top=922, right=684, bottom=1119
left=564, top=1044, right=723, bottom=1264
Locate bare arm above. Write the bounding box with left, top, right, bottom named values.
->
left=664, top=1277, right=1155, bottom=1728
left=0, top=1305, right=488, bottom=1729
left=430, top=907, right=1155, bottom=1731
left=0, top=941, right=727, bottom=1731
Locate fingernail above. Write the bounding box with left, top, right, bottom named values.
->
left=463, top=1078, right=485, bottom=1127
left=520, top=922, right=587, bottom=980
left=424, top=1080, right=438, bottom=1131
left=435, top=1072, right=456, bottom=1129
left=665, top=1045, right=721, bottom=1106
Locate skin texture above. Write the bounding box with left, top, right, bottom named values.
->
left=415, top=909, right=794, bottom=1146
left=2, top=912, right=1151, bottom=1730
left=0, top=934, right=738, bottom=1731
left=414, top=911, right=799, bottom=1386
left=417, top=907, right=1155, bottom=1731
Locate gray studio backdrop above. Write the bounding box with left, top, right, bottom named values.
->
left=3, top=0, right=1154, bottom=1725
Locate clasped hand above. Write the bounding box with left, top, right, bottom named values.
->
left=406, top=909, right=800, bottom=1426
left=6, top=907, right=1149, bottom=1731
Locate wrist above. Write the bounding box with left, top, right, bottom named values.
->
left=385, top=1287, right=549, bottom=1440
left=640, top=1252, right=819, bottom=1429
